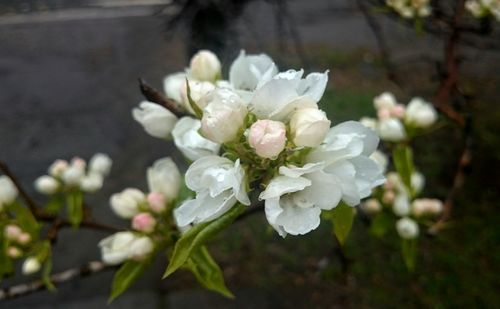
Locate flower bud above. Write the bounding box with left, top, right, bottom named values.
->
left=129, top=236, right=154, bottom=261
left=189, top=50, right=221, bottom=82
left=99, top=231, right=136, bottom=265
left=62, top=158, right=86, bottom=186
left=22, top=257, right=41, bottom=275
left=34, top=175, right=60, bottom=195
left=382, top=190, right=396, bottom=204
left=361, top=198, right=381, bottom=214
left=360, top=117, right=377, bottom=130
left=48, top=159, right=68, bottom=178
left=18, top=232, right=31, bottom=245
left=80, top=173, right=103, bottom=193
left=396, top=217, right=419, bottom=239
left=4, top=224, right=22, bottom=240
left=110, top=188, right=145, bottom=219
left=377, top=108, right=391, bottom=120
left=248, top=120, right=287, bottom=159
left=132, top=213, right=157, bottom=233
left=411, top=198, right=443, bottom=217
left=405, top=97, right=437, bottom=128
left=289, top=108, right=331, bottom=147
left=132, top=101, right=178, bottom=139
left=393, top=194, right=410, bottom=216
left=7, top=246, right=22, bottom=259
left=391, top=104, right=406, bottom=118
left=147, top=157, right=181, bottom=203
left=147, top=192, right=166, bottom=213
left=163, top=72, right=187, bottom=103
left=181, top=80, right=215, bottom=113
left=378, top=118, right=406, bottom=142
left=201, top=89, right=247, bottom=143
left=374, top=92, right=397, bottom=110
left=411, top=172, right=425, bottom=194
left=89, top=153, right=113, bottom=176
left=0, top=176, right=18, bottom=205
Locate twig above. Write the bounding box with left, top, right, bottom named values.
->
left=0, top=261, right=113, bottom=301
left=138, top=78, right=187, bottom=118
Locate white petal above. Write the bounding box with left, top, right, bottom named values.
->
left=295, top=170, right=342, bottom=210
left=184, top=155, right=232, bottom=191
left=296, top=71, right=329, bottom=102
left=278, top=162, right=325, bottom=178
left=326, top=121, right=379, bottom=156
left=269, top=95, right=318, bottom=121
left=192, top=190, right=237, bottom=224
left=349, top=156, right=386, bottom=199
left=264, top=197, right=287, bottom=237
left=174, top=198, right=201, bottom=228
left=232, top=159, right=250, bottom=205
left=147, top=157, right=181, bottom=201
left=276, top=199, right=321, bottom=236
left=259, top=176, right=311, bottom=200
left=172, top=117, right=220, bottom=161
left=250, top=79, right=299, bottom=119
left=163, top=72, right=186, bottom=103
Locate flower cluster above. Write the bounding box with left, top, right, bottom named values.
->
left=99, top=157, right=181, bottom=265
left=466, top=0, right=500, bottom=21
left=34, top=154, right=112, bottom=195
left=360, top=92, right=437, bottom=142
left=386, top=0, right=432, bottom=19
left=132, top=50, right=385, bottom=237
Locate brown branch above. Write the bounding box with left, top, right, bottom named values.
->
left=0, top=261, right=114, bottom=301
left=138, top=78, right=187, bottom=118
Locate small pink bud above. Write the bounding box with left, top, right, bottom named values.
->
left=391, top=104, right=406, bottom=118
left=7, top=246, right=22, bottom=258
left=377, top=108, right=391, bottom=120
left=4, top=224, right=22, bottom=240
left=382, top=190, right=395, bottom=204
left=248, top=119, right=287, bottom=159
left=147, top=192, right=166, bottom=213
left=71, top=157, right=86, bottom=170
left=132, top=213, right=157, bottom=233
left=17, top=232, right=31, bottom=245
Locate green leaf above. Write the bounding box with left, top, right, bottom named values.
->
left=393, top=145, right=415, bottom=196
left=185, top=78, right=203, bottom=118
left=0, top=233, right=14, bottom=277
left=45, top=194, right=65, bottom=215
left=42, top=257, right=56, bottom=291
left=109, top=260, right=150, bottom=303
left=330, top=202, right=355, bottom=246
left=164, top=204, right=246, bottom=278
left=66, top=191, right=83, bottom=227
left=184, top=246, right=234, bottom=298
left=401, top=238, right=417, bottom=272
left=9, top=201, right=39, bottom=236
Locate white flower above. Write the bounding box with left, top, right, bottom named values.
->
left=229, top=50, right=277, bottom=91
left=163, top=72, right=187, bottom=103
left=48, top=159, right=68, bottom=178
left=248, top=119, right=287, bottom=159
left=174, top=156, right=250, bottom=227
left=374, top=92, right=397, bottom=110
left=370, top=150, right=388, bottom=173
left=132, top=101, right=178, bottom=139
left=189, top=50, right=221, bottom=82
left=0, top=176, right=18, bottom=206
left=289, top=108, right=331, bottom=147
left=110, top=188, right=145, bottom=219
left=147, top=157, right=181, bottom=202
left=172, top=117, right=220, bottom=161
left=34, top=175, right=60, bottom=195
left=201, top=88, right=247, bottom=143
left=89, top=153, right=112, bottom=176
left=22, top=257, right=41, bottom=275
left=80, top=173, right=103, bottom=192
left=393, top=193, right=411, bottom=216
left=61, top=158, right=86, bottom=186
left=405, top=97, right=437, bottom=128
left=396, top=217, right=419, bottom=239
left=249, top=70, right=328, bottom=121
left=260, top=121, right=384, bottom=237
left=378, top=118, right=406, bottom=142
left=412, top=198, right=443, bottom=217
left=360, top=117, right=377, bottom=131
left=99, top=232, right=154, bottom=265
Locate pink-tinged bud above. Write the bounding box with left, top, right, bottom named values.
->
left=48, top=159, right=69, bottom=177
left=7, top=246, right=22, bottom=258
left=248, top=119, right=287, bottom=159
left=377, top=108, right=391, bottom=120
left=147, top=192, right=166, bottom=213
left=361, top=198, right=381, bottom=214
left=71, top=157, right=87, bottom=170
left=382, top=190, right=395, bottom=204
left=132, top=213, right=157, bottom=233
left=17, top=232, right=31, bottom=245
left=391, top=104, right=406, bottom=118
left=4, top=224, right=22, bottom=240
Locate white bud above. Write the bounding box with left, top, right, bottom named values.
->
left=147, top=157, right=181, bottom=203
left=180, top=80, right=215, bottom=113
left=62, top=158, right=86, bottom=186
left=34, top=175, right=60, bottom=195
left=201, top=89, right=247, bottom=143
left=412, top=198, right=443, bottom=217
left=132, top=101, right=178, bottom=139
left=129, top=236, right=154, bottom=261
left=393, top=194, right=411, bottom=216
left=360, top=117, right=377, bottom=130
left=411, top=172, right=425, bottom=194
left=361, top=198, right=382, bottom=214
left=370, top=150, right=388, bottom=173
left=396, top=217, right=419, bottom=239
left=378, top=118, right=406, bottom=142
left=248, top=119, right=287, bottom=159
left=22, top=257, right=41, bottom=275
left=189, top=50, right=221, bottom=82
left=80, top=173, right=104, bottom=193
left=374, top=92, right=397, bottom=110
left=163, top=72, right=187, bottom=103
left=405, top=97, right=437, bottom=128
left=89, top=153, right=112, bottom=176
left=0, top=176, right=18, bottom=206
left=110, top=188, right=145, bottom=219
left=48, top=159, right=69, bottom=177
left=290, top=108, right=331, bottom=147
left=99, top=231, right=136, bottom=265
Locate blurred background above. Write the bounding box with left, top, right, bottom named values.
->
left=0, top=0, right=499, bottom=307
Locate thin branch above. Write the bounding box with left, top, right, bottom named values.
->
left=138, top=78, right=187, bottom=118
left=0, top=261, right=114, bottom=301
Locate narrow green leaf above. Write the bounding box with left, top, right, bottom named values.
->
left=109, top=260, right=149, bottom=303
left=66, top=191, right=83, bottom=227
left=401, top=238, right=417, bottom=272
left=42, top=257, right=56, bottom=291
left=393, top=145, right=415, bottom=196
left=185, top=246, right=234, bottom=298
left=0, top=233, right=14, bottom=277
left=185, top=78, right=203, bottom=118
left=164, top=204, right=246, bottom=278
left=331, top=202, right=355, bottom=246
left=9, top=201, right=39, bottom=236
